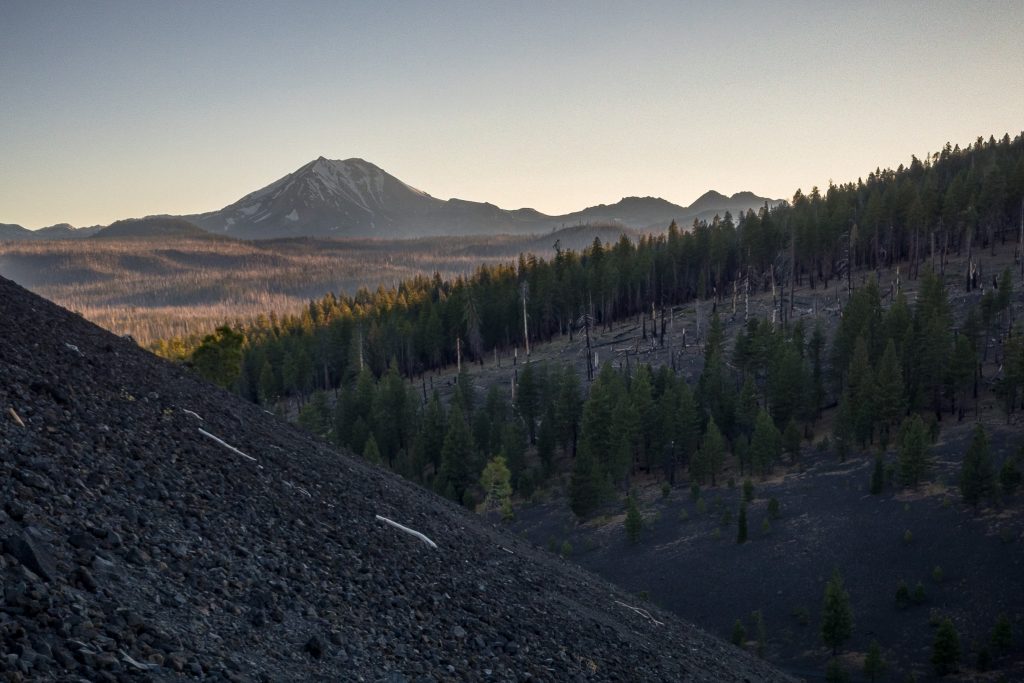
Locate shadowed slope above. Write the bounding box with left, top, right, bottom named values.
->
left=0, top=275, right=792, bottom=681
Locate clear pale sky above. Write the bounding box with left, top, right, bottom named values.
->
left=1, top=1, right=1022, bottom=229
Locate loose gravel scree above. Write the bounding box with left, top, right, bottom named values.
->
left=0, top=275, right=792, bottom=682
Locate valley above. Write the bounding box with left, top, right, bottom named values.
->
left=0, top=225, right=627, bottom=345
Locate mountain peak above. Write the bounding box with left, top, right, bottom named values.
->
left=689, top=190, right=730, bottom=211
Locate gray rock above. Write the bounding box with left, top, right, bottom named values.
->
left=3, top=530, right=58, bottom=582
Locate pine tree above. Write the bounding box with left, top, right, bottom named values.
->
left=898, top=414, right=929, bottom=487
left=991, top=612, right=1012, bottom=656
left=632, top=366, right=659, bottom=472
left=625, top=492, right=643, bottom=543
left=436, top=402, right=475, bottom=505
left=750, top=409, right=781, bottom=476
left=821, top=568, right=853, bottom=655
left=961, top=423, right=995, bottom=507
left=931, top=618, right=960, bottom=676
left=874, top=339, right=906, bottom=447
left=809, top=322, right=826, bottom=419
left=847, top=336, right=876, bottom=447
left=480, top=455, right=513, bottom=520
left=297, top=390, right=331, bottom=438
left=554, top=366, right=583, bottom=455
left=610, top=392, right=641, bottom=488
left=570, top=445, right=606, bottom=518
left=913, top=269, right=953, bottom=416
left=191, top=325, right=245, bottom=390
left=737, top=502, right=748, bottom=543
left=947, top=335, right=976, bottom=417
left=514, top=362, right=541, bottom=443
left=737, top=374, right=759, bottom=438
left=676, top=382, right=703, bottom=472
left=697, top=417, right=726, bottom=486
left=413, top=392, right=446, bottom=474
left=863, top=640, right=885, bottom=682
left=362, top=434, right=381, bottom=464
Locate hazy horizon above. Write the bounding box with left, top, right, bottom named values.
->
left=2, top=1, right=1022, bottom=229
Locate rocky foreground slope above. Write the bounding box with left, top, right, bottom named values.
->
left=0, top=275, right=791, bottom=682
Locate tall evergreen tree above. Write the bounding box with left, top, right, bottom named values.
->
left=480, top=455, right=513, bottom=519
left=898, top=414, right=929, bottom=487
left=874, top=339, right=906, bottom=447
left=554, top=366, right=583, bottom=456
left=821, top=568, right=853, bottom=656
left=932, top=618, right=960, bottom=676
left=847, top=336, right=876, bottom=447
left=414, top=392, right=446, bottom=475
left=696, top=417, right=726, bottom=486
left=750, top=409, right=781, bottom=476
left=436, top=402, right=475, bottom=505
left=570, top=445, right=606, bottom=518
left=960, top=423, right=995, bottom=507
left=863, top=640, right=886, bottom=682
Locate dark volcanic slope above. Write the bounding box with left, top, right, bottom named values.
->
left=0, top=276, right=791, bottom=682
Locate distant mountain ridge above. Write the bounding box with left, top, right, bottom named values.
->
left=3, top=157, right=779, bottom=240
left=92, top=217, right=214, bottom=240
left=0, top=222, right=101, bottom=240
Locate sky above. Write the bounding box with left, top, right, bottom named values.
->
left=1, top=1, right=1022, bottom=229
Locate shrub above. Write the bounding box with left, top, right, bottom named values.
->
left=991, top=613, right=1012, bottom=655
left=559, top=540, right=573, bottom=558
left=661, top=482, right=671, bottom=498
left=690, top=482, right=701, bottom=501
left=902, top=529, right=913, bottom=545
left=825, top=659, right=849, bottom=683
left=767, top=497, right=781, bottom=519
left=743, top=478, right=755, bottom=502
left=912, top=581, right=926, bottom=604
left=932, top=566, right=943, bottom=583
left=731, top=619, right=746, bottom=646
left=895, top=581, right=911, bottom=609
left=976, top=646, right=991, bottom=672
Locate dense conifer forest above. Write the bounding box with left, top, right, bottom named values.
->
left=178, top=133, right=1024, bottom=513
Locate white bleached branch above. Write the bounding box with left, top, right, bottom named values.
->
left=119, top=650, right=157, bottom=671
left=198, top=428, right=257, bottom=462
left=375, top=514, right=437, bottom=549
left=283, top=480, right=313, bottom=498
left=7, top=408, right=25, bottom=428
left=613, top=600, right=664, bottom=626
left=180, top=409, right=203, bottom=421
